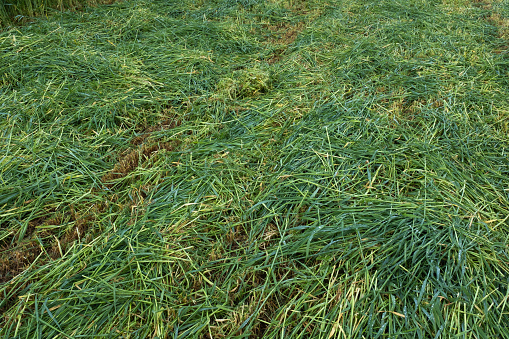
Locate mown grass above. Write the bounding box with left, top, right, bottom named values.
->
left=1, top=0, right=509, bottom=337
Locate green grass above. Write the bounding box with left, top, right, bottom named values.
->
left=1, top=0, right=509, bottom=337
left=0, top=0, right=112, bottom=27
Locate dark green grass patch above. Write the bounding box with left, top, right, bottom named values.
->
left=1, top=0, right=509, bottom=337
left=0, top=0, right=120, bottom=28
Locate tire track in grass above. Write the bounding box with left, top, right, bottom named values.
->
left=0, top=113, right=185, bottom=318
left=261, top=0, right=324, bottom=65
left=101, top=115, right=182, bottom=186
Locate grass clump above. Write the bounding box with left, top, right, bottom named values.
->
left=216, top=66, right=271, bottom=100
left=1, top=0, right=509, bottom=337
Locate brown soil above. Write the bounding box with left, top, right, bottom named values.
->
left=101, top=116, right=182, bottom=185
left=263, top=0, right=325, bottom=65
left=266, top=22, right=305, bottom=64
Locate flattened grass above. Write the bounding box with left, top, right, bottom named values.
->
left=1, top=0, right=509, bottom=337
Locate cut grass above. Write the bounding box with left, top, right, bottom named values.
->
left=1, top=0, right=509, bottom=337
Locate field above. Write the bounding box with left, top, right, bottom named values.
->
left=1, top=0, right=509, bottom=337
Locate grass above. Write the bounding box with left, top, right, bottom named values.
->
left=0, top=0, right=116, bottom=27
left=1, top=0, right=509, bottom=337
